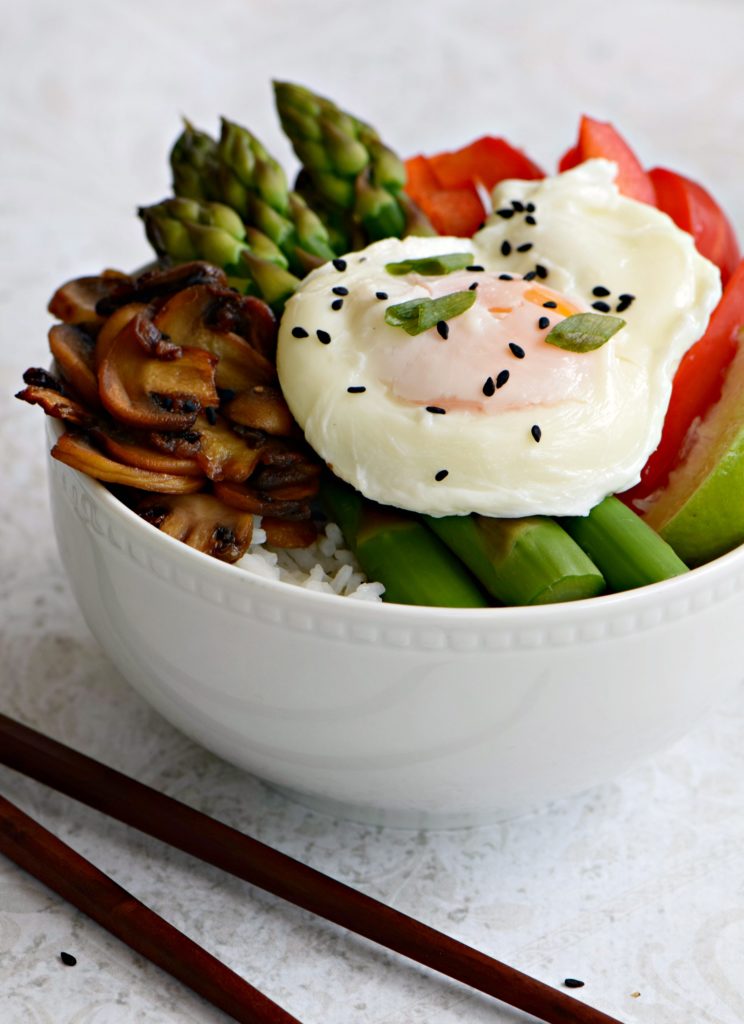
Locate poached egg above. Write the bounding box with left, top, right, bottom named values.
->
left=277, top=160, right=721, bottom=517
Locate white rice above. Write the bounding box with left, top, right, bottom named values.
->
left=234, top=518, right=385, bottom=601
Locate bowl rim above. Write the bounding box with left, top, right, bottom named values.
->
left=47, top=417, right=744, bottom=625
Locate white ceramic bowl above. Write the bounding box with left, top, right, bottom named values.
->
left=46, top=419, right=744, bottom=828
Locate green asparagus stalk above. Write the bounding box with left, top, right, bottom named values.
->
left=170, top=121, right=221, bottom=201
left=139, top=197, right=250, bottom=268
left=320, top=475, right=487, bottom=608
left=561, top=496, right=688, bottom=591
left=426, top=514, right=606, bottom=605
left=216, top=118, right=336, bottom=270
left=169, top=118, right=337, bottom=275
left=138, top=197, right=300, bottom=309
left=274, top=80, right=434, bottom=248
left=239, top=252, right=301, bottom=313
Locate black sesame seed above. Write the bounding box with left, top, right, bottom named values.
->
left=538, top=316, right=550, bottom=329
left=591, top=301, right=611, bottom=313
left=316, top=329, right=331, bottom=344
left=332, top=286, right=349, bottom=296
left=332, top=258, right=347, bottom=271
left=564, top=979, right=585, bottom=989
left=347, top=385, right=366, bottom=394
left=511, top=199, right=525, bottom=211
left=616, top=297, right=632, bottom=313
left=523, top=270, right=537, bottom=281
left=535, top=264, right=548, bottom=279
left=436, top=320, right=449, bottom=339
left=482, top=376, right=495, bottom=396
left=496, top=369, right=510, bottom=388
left=60, top=952, right=77, bottom=967
left=358, top=256, right=367, bottom=263
left=526, top=202, right=536, bottom=213
left=498, top=273, right=514, bottom=280
left=501, top=240, right=512, bottom=257
left=375, top=291, right=388, bottom=300
left=525, top=215, right=537, bottom=225
left=496, top=208, right=515, bottom=218
left=516, top=242, right=533, bottom=253
left=205, top=405, right=218, bottom=426
left=426, top=405, right=446, bottom=414
left=542, top=300, right=557, bottom=308
left=509, top=342, right=526, bottom=359
left=531, top=424, right=542, bottom=443
left=618, top=293, right=635, bottom=303
left=291, top=326, right=309, bottom=338
left=592, top=285, right=611, bottom=297
left=466, top=264, right=484, bottom=272
left=468, top=281, right=479, bottom=290
left=435, top=469, right=449, bottom=481
left=331, top=298, right=344, bottom=311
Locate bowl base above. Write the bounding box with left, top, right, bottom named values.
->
left=267, top=781, right=540, bottom=830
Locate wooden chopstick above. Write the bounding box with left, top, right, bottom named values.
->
left=0, top=791, right=301, bottom=1024
left=0, top=712, right=625, bottom=1024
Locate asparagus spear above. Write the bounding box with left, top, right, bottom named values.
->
left=426, top=514, right=606, bottom=605
left=170, top=121, right=221, bottom=201
left=320, top=475, right=487, bottom=608
left=169, top=118, right=337, bottom=273
left=561, top=496, right=688, bottom=591
left=139, top=197, right=250, bottom=268
left=216, top=118, right=336, bottom=269
left=138, top=197, right=301, bottom=310
left=274, top=81, right=434, bottom=248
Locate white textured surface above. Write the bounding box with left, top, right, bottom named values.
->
left=2, top=1, right=744, bottom=1021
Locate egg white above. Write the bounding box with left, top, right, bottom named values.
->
left=276, top=161, right=722, bottom=517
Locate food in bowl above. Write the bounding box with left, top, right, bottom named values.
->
left=18, top=83, right=744, bottom=610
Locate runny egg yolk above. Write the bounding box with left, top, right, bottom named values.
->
left=372, top=271, right=594, bottom=413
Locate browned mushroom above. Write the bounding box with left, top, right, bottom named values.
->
left=98, top=310, right=218, bottom=430
left=148, top=429, right=202, bottom=458
left=152, top=286, right=276, bottom=392
left=134, top=493, right=254, bottom=562
left=95, top=262, right=228, bottom=316
left=203, top=289, right=277, bottom=361
left=91, top=424, right=203, bottom=476
left=193, top=412, right=264, bottom=482
left=95, top=302, right=149, bottom=367
left=16, top=384, right=96, bottom=428
left=261, top=516, right=318, bottom=549
left=48, top=269, right=132, bottom=328
left=222, top=384, right=294, bottom=435
left=213, top=480, right=313, bottom=520
left=250, top=459, right=322, bottom=493
left=48, top=323, right=101, bottom=408
left=51, top=432, right=205, bottom=493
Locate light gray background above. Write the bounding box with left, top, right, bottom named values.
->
left=2, top=2, right=744, bottom=1021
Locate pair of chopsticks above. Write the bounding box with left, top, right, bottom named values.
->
left=0, top=712, right=625, bottom=1024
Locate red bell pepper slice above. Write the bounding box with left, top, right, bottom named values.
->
left=650, top=167, right=740, bottom=286
left=404, top=154, right=485, bottom=236
left=405, top=136, right=543, bottom=238
left=620, top=258, right=744, bottom=507
left=558, top=143, right=581, bottom=173
left=558, top=115, right=655, bottom=205
left=428, top=136, right=543, bottom=191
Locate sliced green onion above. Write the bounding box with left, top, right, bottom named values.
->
left=545, top=312, right=626, bottom=353
left=384, top=290, right=476, bottom=336
left=385, top=252, right=474, bottom=276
